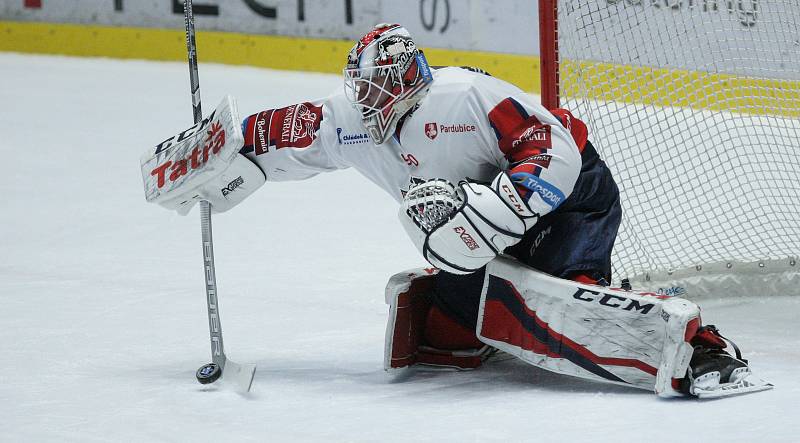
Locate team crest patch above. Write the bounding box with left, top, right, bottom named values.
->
left=424, top=122, right=438, bottom=140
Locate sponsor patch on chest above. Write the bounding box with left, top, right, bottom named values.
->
left=424, top=122, right=476, bottom=140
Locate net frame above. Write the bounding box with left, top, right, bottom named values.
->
left=539, top=0, right=800, bottom=296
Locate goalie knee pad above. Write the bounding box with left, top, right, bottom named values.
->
left=384, top=268, right=492, bottom=371
left=424, top=304, right=483, bottom=350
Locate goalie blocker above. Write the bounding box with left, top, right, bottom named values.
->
left=385, top=256, right=773, bottom=398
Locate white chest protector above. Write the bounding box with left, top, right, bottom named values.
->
left=242, top=67, right=581, bottom=272
left=244, top=67, right=580, bottom=207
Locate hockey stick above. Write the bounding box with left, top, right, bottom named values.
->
left=182, top=0, right=256, bottom=392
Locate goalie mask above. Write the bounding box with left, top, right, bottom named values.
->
left=344, top=24, right=433, bottom=145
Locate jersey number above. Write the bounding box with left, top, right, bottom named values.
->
left=401, top=154, right=419, bottom=167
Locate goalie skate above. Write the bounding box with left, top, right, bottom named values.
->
left=681, top=326, right=773, bottom=399
left=691, top=367, right=773, bottom=399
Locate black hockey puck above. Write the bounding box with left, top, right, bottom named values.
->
left=196, top=362, right=221, bottom=384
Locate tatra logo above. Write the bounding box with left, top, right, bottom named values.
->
left=425, top=122, right=438, bottom=140
left=453, top=226, right=480, bottom=250
left=572, top=288, right=655, bottom=315
left=425, top=122, right=476, bottom=139
left=221, top=176, right=244, bottom=197
left=336, top=127, right=370, bottom=145
left=150, top=121, right=226, bottom=189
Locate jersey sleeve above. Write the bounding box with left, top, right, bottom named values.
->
left=475, top=83, right=583, bottom=218
left=240, top=98, right=348, bottom=181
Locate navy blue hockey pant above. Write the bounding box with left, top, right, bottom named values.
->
left=430, top=140, right=622, bottom=331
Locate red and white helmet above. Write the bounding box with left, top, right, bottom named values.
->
left=344, top=24, right=433, bottom=144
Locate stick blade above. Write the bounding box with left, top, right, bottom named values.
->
left=222, top=359, right=256, bottom=393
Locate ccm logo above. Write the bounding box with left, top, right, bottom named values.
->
left=453, top=226, right=480, bottom=250
left=572, top=288, right=655, bottom=315
left=501, top=184, right=526, bottom=213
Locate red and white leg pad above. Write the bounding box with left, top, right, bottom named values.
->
left=478, top=256, right=699, bottom=396
left=384, top=268, right=493, bottom=371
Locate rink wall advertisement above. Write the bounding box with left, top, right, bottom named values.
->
left=0, top=0, right=790, bottom=92
left=0, top=0, right=540, bottom=55
left=0, top=0, right=543, bottom=90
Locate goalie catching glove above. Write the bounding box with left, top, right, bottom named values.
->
left=399, top=172, right=539, bottom=274
left=140, top=96, right=265, bottom=215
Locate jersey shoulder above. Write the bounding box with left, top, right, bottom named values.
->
left=428, top=67, right=531, bottom=108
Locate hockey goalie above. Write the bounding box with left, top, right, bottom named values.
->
left=141, top=24, right=772, bottom=398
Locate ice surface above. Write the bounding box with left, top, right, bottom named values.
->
left=1, top=53, right=798, bottom=442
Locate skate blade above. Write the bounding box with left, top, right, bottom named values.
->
left=694, top=375, right=773, bottom=399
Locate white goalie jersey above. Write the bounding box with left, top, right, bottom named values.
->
left=240, top=67, right=583, bottom=218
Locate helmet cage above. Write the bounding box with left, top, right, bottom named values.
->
left=344, top=63, right=404, bottom=121
left=343, top=24, right=432, bottom=144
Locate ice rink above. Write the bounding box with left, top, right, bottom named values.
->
left=1, top=53, right=798, bottom=442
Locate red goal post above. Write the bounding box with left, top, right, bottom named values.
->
left=539, top=0, right=559, bottom=110
left=538, top=0, right=800, bottom=297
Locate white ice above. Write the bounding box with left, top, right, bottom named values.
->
left=1, top=53, right=798, bottom=442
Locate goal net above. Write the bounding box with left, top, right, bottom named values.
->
left=539, top=0, right=800, bottom=296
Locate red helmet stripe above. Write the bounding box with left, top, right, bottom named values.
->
left=357, top=24, right=402, bottom=56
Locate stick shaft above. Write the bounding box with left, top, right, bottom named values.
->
left=184, top=0, right=202, bottom=123
left=200, top=201, right=225, bottom=366
left=183, top=0, right=226, bottom=367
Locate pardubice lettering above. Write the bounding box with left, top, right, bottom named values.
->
left=439, top=123, right=476, bottom=133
